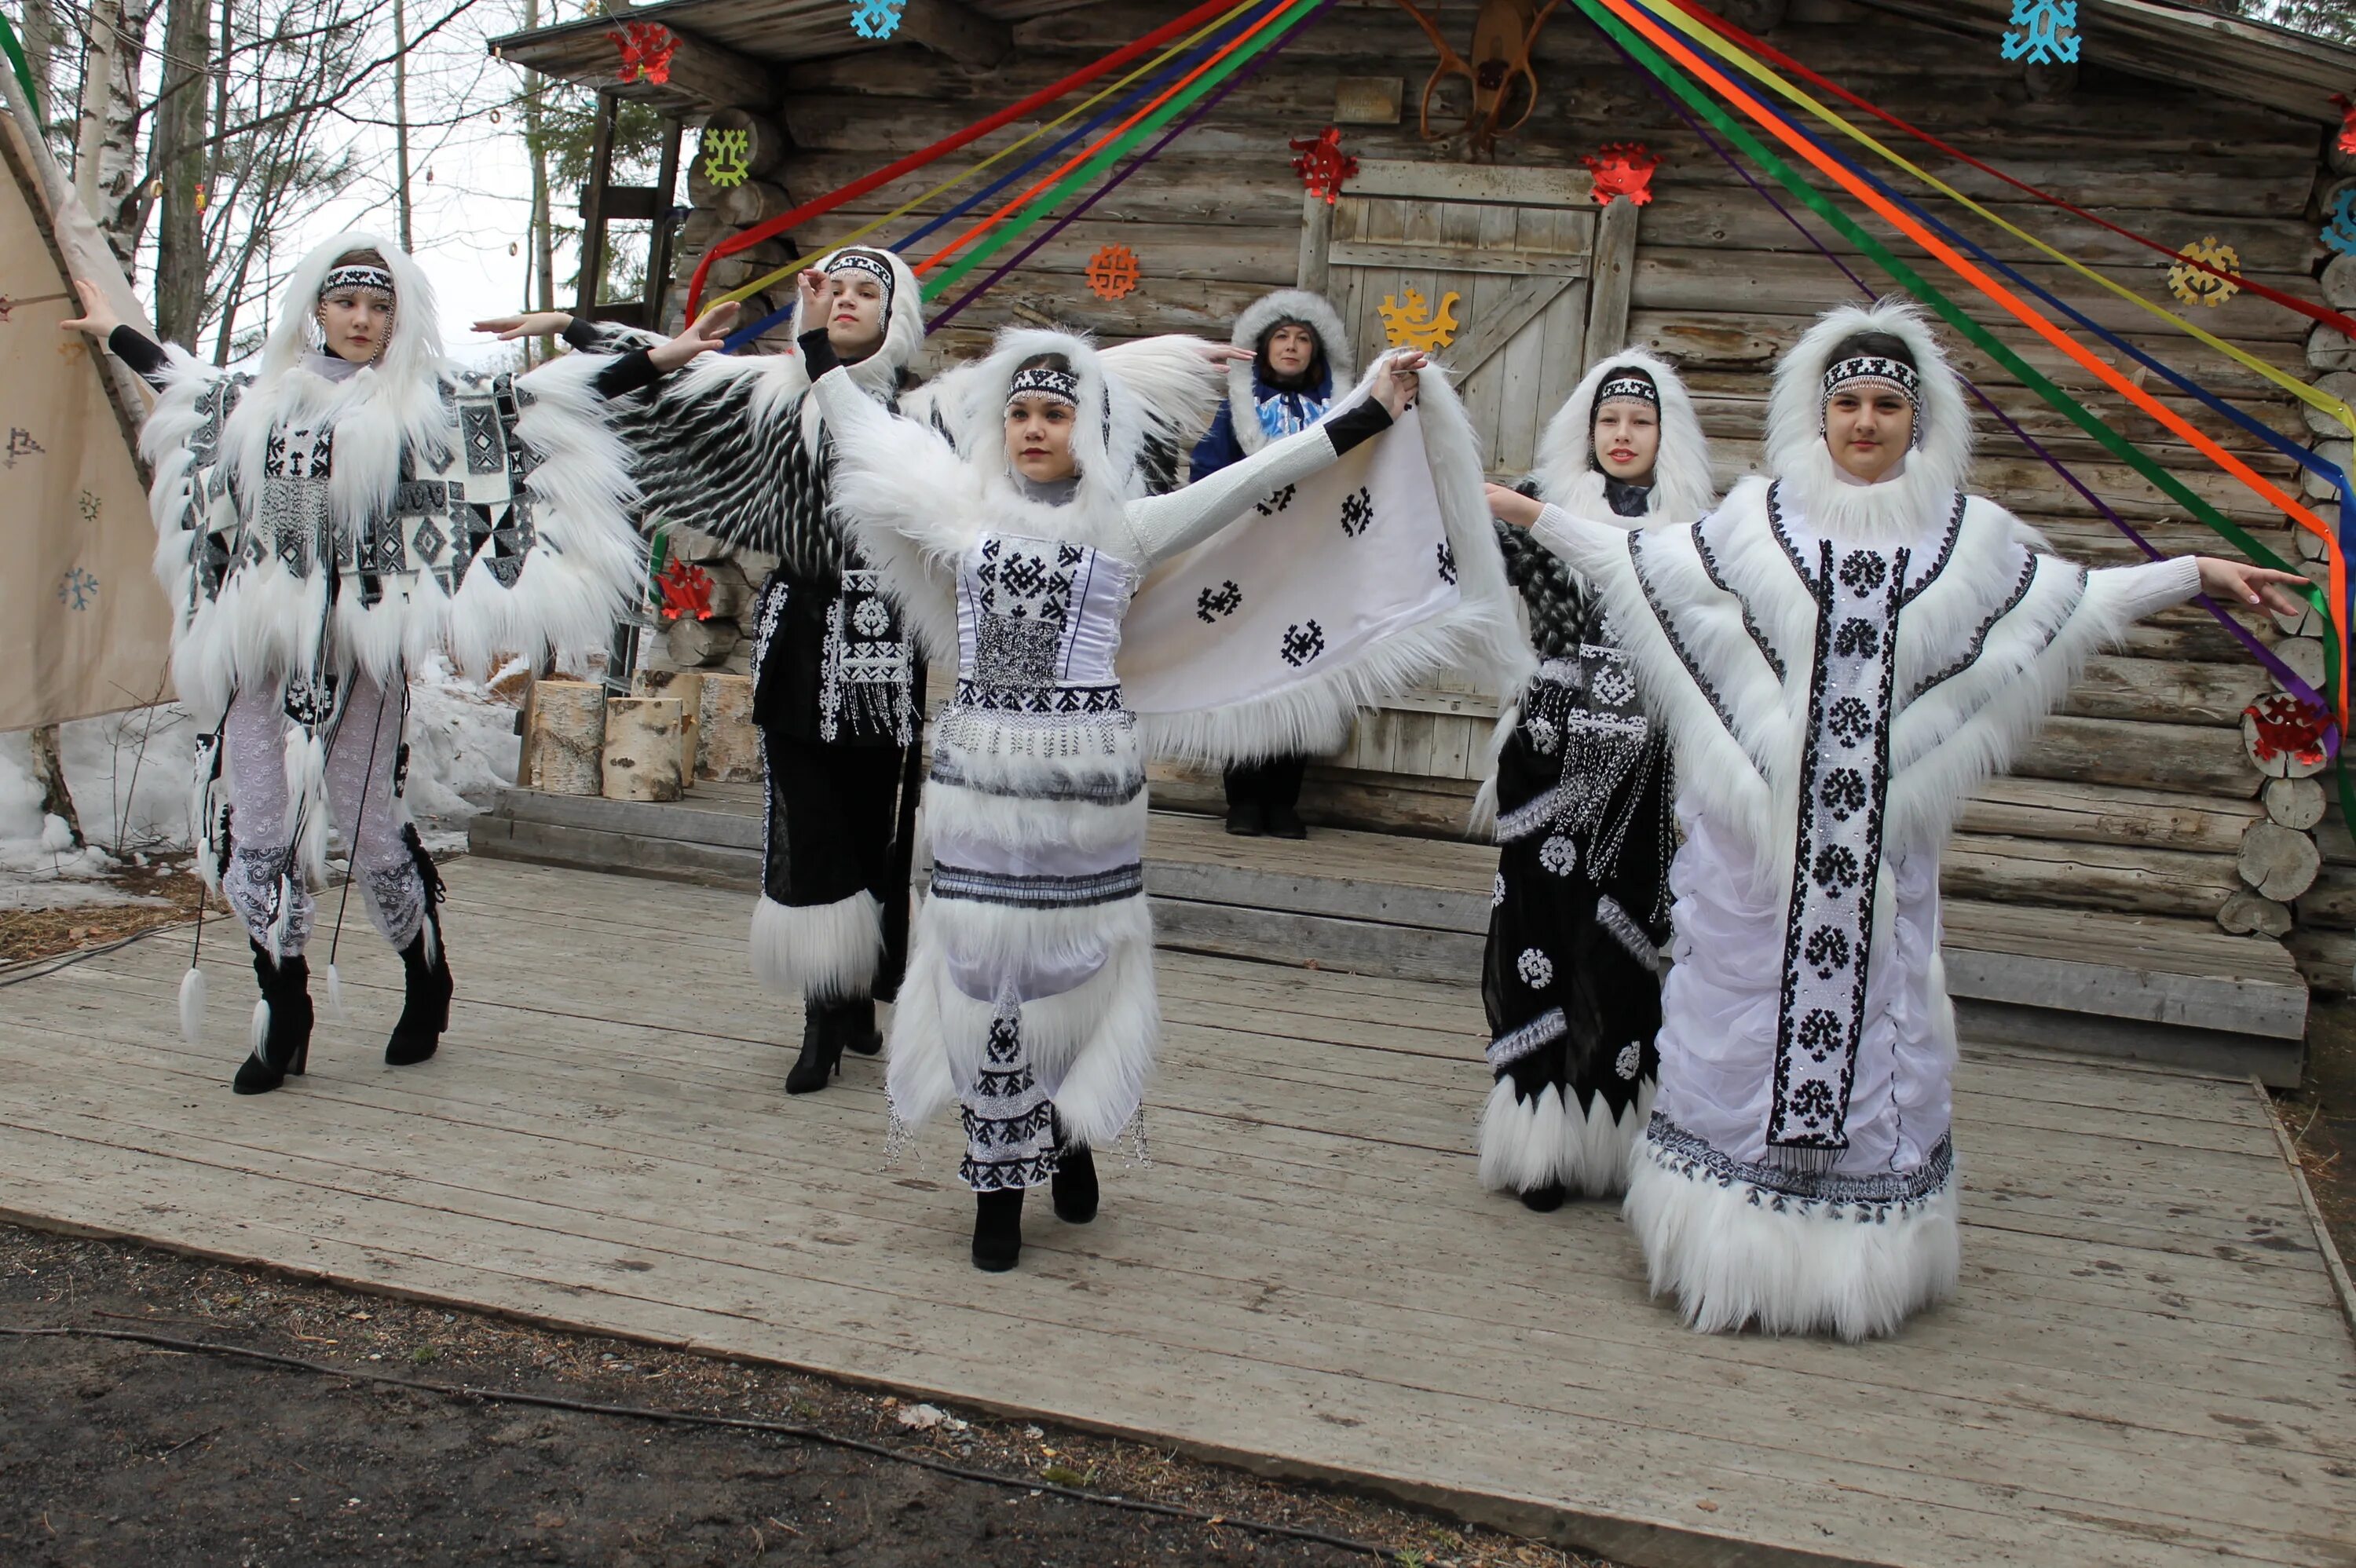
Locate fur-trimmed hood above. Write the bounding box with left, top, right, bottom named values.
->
left=927, top=326, right=1220, bottom=520
left=1767, top=298, right=1973, bottom=543
left=1530, top=349, right=1715, bottom=525
left=690, top=246, right=925, bottom=447
left=1226, top=288, right=1354, bottom=456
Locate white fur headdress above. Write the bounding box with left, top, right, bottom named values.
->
left=1766, top=298, right=1974, bottom=539
left=1226, top=288, right=1355, bottom=456
left=928, top=326, right=1219, bottom=515
left=1530, top=349, right=1715, bottom=524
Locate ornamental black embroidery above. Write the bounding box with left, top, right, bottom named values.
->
left=1280, top=620, right=1326, bottom=667
left=1255, top=484, right=1296, bottom=517
left=1338, top=486, right=1373, bottom=538
left=1196, top=580, right=1242, bottom=623
left=1767, top=526, right=1915, bottom=1154
left=1436, top=540, right=1457, bottom=584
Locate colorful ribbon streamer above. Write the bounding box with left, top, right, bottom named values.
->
left=1614, top=36, right=2337, bottom=752
left=927, top=0, right=1342, bottom=334
left=710, top=0, right=1259, bottom=327
left=1571, top=0, right=2347, bottom=732
left=1657, top=0, right=2356, bottom=349
left=683, top=0, right=1250, bottom=317
left=913, top=0, right=1311, bottom=285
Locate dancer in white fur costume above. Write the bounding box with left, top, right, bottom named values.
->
left=790, top=271, right=1520, bottom=1270
left=62, top=233, right=728, bottom=1094
left=1479, top=351, right=1715, bottom=1212
left=1488, top=300, right=2307, bottom=1339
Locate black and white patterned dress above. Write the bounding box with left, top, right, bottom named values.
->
left=1480, top=480, right=1674, bottom=1200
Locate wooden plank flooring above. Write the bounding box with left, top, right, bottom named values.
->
left=2, top=857, right=2351, bottom=1568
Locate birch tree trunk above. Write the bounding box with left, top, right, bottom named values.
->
left=73, top=0, right=152, bottom=272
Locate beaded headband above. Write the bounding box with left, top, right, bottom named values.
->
left=824, top=250, right=895, bottom=313
left=1822, top=353, right=1918, bottom=404
left=1594, top=373, right=1659, bottom=410
left=1006, top=365, right=1081, bottom=408
left=320, top=265, right=396, bottom=300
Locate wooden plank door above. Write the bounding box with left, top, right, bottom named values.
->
left=1302, top=160, right=1637, bottom=481
left=1294, top=161, right=1638, bottom=788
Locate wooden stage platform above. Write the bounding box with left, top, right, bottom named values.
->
left=2, top=857, right=2352, bottom=1568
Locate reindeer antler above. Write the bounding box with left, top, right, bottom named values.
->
left=1388, top=0, right=1480, bottom=144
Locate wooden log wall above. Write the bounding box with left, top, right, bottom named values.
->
left=653, top=0, right=2344, bottom=966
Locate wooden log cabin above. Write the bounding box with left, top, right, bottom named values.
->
left=488, top=0, right=2356, bottom=1082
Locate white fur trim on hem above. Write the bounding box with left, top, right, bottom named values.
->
left=1622, top=1136, right=1960, bottom=1341
left=748, top=890, right=884, bottom=1001
left=1476, top=1076, right=1655, bottom=1198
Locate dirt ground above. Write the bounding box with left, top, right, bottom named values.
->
left=0, top=854, right=206, bottom=963
left=0, top=1226, right=1606, bottom=1568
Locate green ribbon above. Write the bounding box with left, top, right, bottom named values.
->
left=920, top=0, right=1322, bottom=302
left=1570, top=0, right=2351, bottom=823
left=0, top=9, right=41, bottom=121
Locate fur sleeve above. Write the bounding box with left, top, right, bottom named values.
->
left=808, top=365, right=972, bottom=663
left=594, top=354, right=829, bottom=566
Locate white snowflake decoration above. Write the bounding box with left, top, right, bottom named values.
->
left=1615, top=1041, right=1642, bottom=1080
left=1527, top=716, right=1560, bottom=756
left=1516, top=947, right=1553, bottom=989
left=1491, top=872, right=1507, bottom=908
left=1590, top=666, right=1635, bottom=707
left=849, top=0, right=904, bottom=39
left=853, top=596, right=893, bottom=637
left=1538, top=835, right=1579, bottom=877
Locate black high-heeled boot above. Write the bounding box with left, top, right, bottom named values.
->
left=385, top=927, right=453, bottom=1066
left=235, top=940, right=313, bottom=1095
left=386, top=827, right=452, bottom=1067
left=835, top=996, right=882, bottom=1057
left=784, top=1000, right=844, bottom=1095
left=1051, top=1145, right=1099, bottom=1224
left=971, top=1187, right=1025, bottom=1272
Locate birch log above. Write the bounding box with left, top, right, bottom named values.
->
left=635, top=667, right=705, bottom=789
left=602, top=698, right=684, bottom=803
left=527, top=680, right=605, bottom=796
left=698, top=673, right=759, bottom=783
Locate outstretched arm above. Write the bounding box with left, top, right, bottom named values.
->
left=1123, top=351, right=1424, bottom=562
left=801, top=324, right=976, bottom=566
left=60, top=279, right=175, bottom=389
left=1492, top=484, right=1641, bottom=585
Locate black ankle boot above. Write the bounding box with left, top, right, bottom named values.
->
left=1224, top=799, right=1265, bottom=837
left=1051, top=1145, right=1099, bottom=1225
left=1520, top=1181, right=1567, bottom=1213
left=1265, top=803, right=1308, bottom=840
left=833, top=996, right=882, bottom=1057
left=235, top=941, right=313, bottom=1095
left=385, top=930, right=453, bottom=1066
left=971, top=1188, right=1025, bottom=1271
left=785, top=1000, right=844, bottom=1095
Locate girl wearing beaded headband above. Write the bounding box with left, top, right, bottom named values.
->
left=1188, top=289, right=1357, bottom=841
left=62, top=230, right=730, bottom=1098
left=1477, top=351, right=1714, bottom=1218
left=792, top=263, right=1524, bottom=1274
left=1487, top=298, right=2304, bottom=1340
left=481, top=243, right=935, bottom=1102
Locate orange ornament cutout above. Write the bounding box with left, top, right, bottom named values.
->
left=1085, top=243, right=1142, bottom=301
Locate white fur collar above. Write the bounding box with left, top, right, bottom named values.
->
left=1226, top=288, right=1353, bottom=456
left=1531, top=349, right=1716, bottom=525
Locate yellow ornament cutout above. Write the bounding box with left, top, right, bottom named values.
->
left=2167, top=236, right=2241, bottom=309
left=702, top=128, right=752, bottom=190
left=1379, top=287, right=1461, bottom=350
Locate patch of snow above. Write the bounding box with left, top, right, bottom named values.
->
left=0, top=654, right=525, bottom=886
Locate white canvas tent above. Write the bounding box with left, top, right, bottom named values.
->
left=0, top=84, right=170, bottom=731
